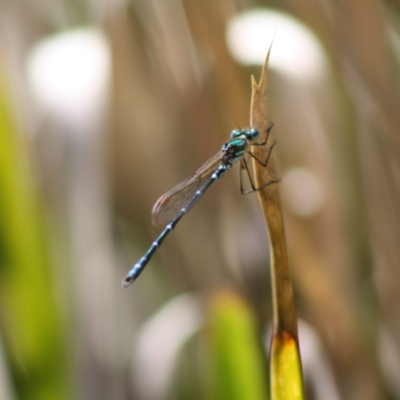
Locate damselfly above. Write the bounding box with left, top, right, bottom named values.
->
left=122, top=125, right=276, bottom=288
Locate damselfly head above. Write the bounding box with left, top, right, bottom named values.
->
left=230, top=128, right=259, bottom=141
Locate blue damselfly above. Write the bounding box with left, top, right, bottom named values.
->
left=122, top=126, right=276, bottom=288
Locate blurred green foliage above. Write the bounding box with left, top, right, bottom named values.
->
left=0, top=68, right=68, bottom=400
left=206, top=290, right=268, bottom=400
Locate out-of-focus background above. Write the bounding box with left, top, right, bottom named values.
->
left=1, top=0, right=400, bottom=399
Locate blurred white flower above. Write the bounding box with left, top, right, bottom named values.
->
left=27, top=28, right=110, bottom=122
left=226, top=10, right=326, bottom=81
left=132, top=293, right=202, bottom=400
left=281, top=167, right=326, bottom=217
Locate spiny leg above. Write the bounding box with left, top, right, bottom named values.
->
left=252, top=122, right=274, bottom=146
left=240, top=141, right=280, bottom=195
left=247, top=140, right=276, bottom=167
left=240, top=157, right=256, bottom=195
left=240, top=156, right=280, bottom=194
left=248, top=178, right=281, bottom=194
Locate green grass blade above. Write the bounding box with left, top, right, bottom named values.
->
left=206, top=289, right=268, bottom=400
left=0, top=67, right=69, bottom=400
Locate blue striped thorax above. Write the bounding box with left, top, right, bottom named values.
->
left=221, top=129, right=260, bottom=165
left=222, top=138, right=247, bottom=164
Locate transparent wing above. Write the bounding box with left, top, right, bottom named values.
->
left=151, top=151, right=224, bottom=227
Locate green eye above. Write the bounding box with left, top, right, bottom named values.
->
left=246, top=129, right=259, bottom=141
left=230, top=129, right=242, bottom=139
